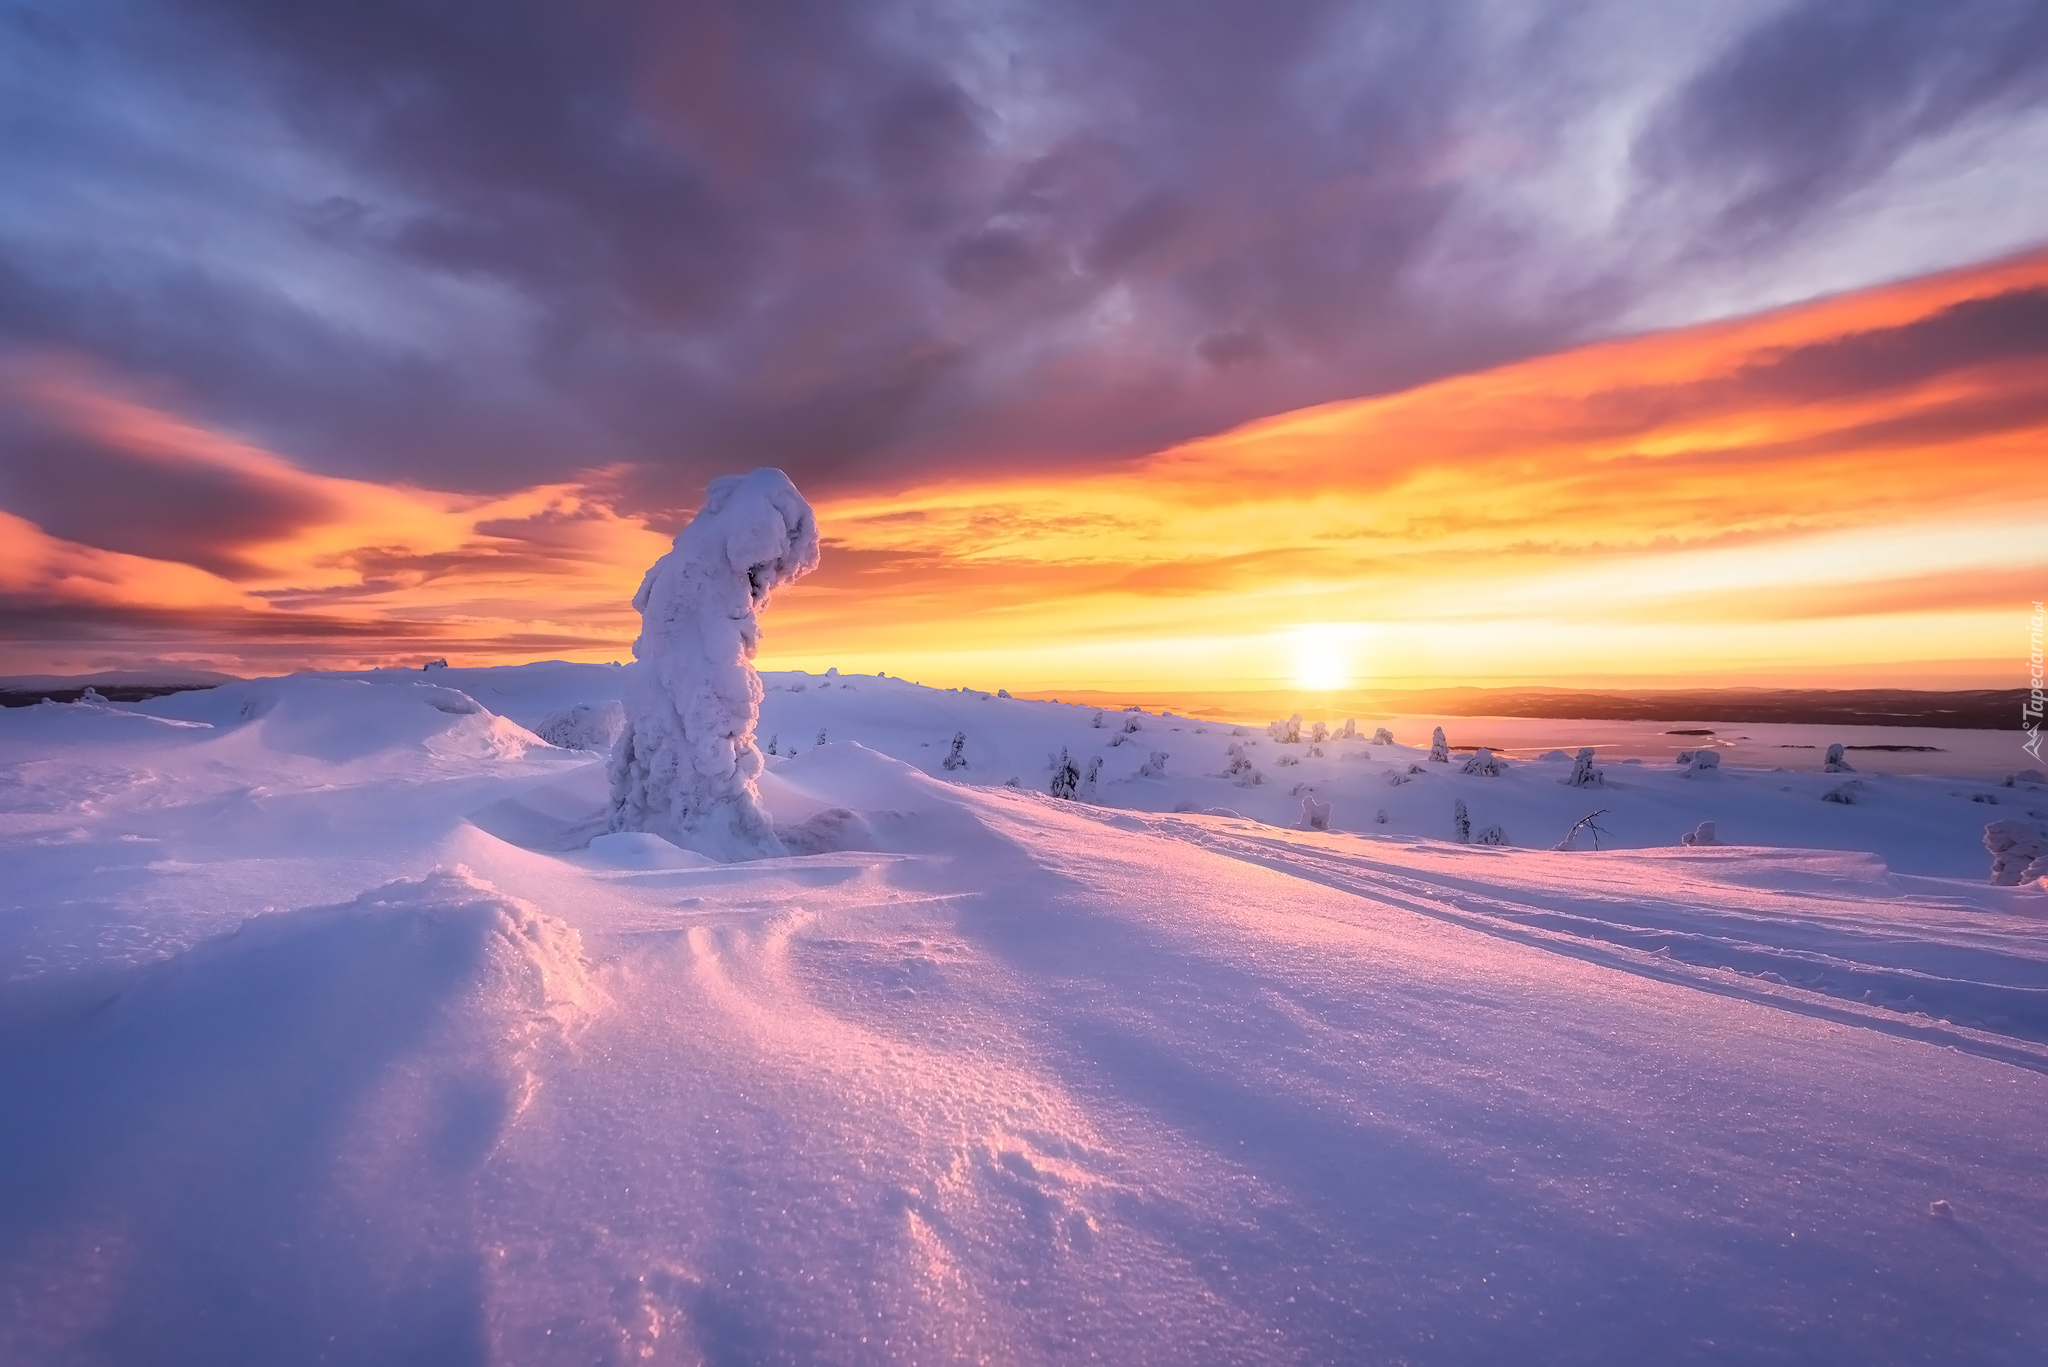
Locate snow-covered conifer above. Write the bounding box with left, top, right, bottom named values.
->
left=942, top=732, right=968, bottom=770
left=1138, top=751, right=1169, bottom=778
left=1309, top=721, right=1329, bottom=744
left=1092, top=711, right=1107, bottom=728
left=1824, top=743, right=1855, bottom=773
left=608, top=467, right=819, bottom=860
left=1474, top=824, right=1507, bottom=846
left=1301, top=794, right=1332, bottom=830
left=1374, top=807, right=1389, bottom=823
left=1429, top=727, right=1450, bottom=762
left=816, top=728, right=828, bottom=747
left=1564, top=747, right=1603, bottom=788
left=1081, top=755, right=1102, bottom=799
left=1050, top=748, right=1080, bottom=799
left=1453, top=798, right=1471, bottom=842
left=1372, top=727, right=1394, bottom=745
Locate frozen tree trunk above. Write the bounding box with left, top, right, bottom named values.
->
left=1429, top=727, right=1450, bottom=763
left=608, top=468, right=821, bottom=861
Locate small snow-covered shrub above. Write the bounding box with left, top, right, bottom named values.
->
left=998, top=689, right=1012, bottom=698
left=1822, top=782, right=1861, bottom=804
left=2005, top=769, right=2047, bottom=787
left=533, top=699, right=627, bottom=752
left=1138, top=751, right=1169, bottom=779
left=1372, top=727, right=1394, bottom=746
left=941, top=732, right=968, bottom=770
left=1337, top=719, right=1359, bottom=741
left=765, top=734, right=779, bottom=756
left=1231, top=726, right=1248, bottom=737
left=1268, top=714, right=1303, bottom=744
left=1309, top=721, right=1329, bottom=744
left=1384, top=769, right=1411, bottom=787
left=1460, top=748, right=1504, bottom=777
left=1275, top=753, right=1300, bottom=767
left=1681, top=750, right=1720, bottom=775
left=1429, top=727, right=1450, bottom=763
left=1301, top=795, right=1332, bottom=831
left=1453, top=798, right=1470, bottom=843
left=1109, top=732, right=1130, bottom=748
left=1564, top=747, right=1603, bottom=788
left=1049, top=749, right=1080, bottom=799
left=1374, top=808, right=1389, bottom=824
left=1984, top=820, right=2048, bottom=885
left=1681, top=821, right=1721, bottom=846
left=1973, top=793, right=1999, bottom=804
left=1307, top=742, right=1324, bottom=758
left=1122, top=716, right=1142, bottom=734
left=815, top=728, right=828, bottom=747
left=1082, top=755, right=1102, bottom=799
left=1824, top=743, right=1854, bottom=773
left=1004, top=776, right=1021, bottom=788
left=1474, top=824, right=1507, bottom=847
left=1092, top=711, right=1107, bottom=728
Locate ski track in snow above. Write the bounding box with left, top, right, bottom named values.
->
left=2, top=663, right=2046, bottom=1364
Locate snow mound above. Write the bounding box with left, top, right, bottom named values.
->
left=150, top=675, right=543, bottom=763
left=0, top=869, right=597, bottom=1360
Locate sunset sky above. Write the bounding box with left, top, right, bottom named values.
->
left=3, top=0, right=2045, bottom=691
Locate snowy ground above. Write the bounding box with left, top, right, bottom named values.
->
left=3, top=664, right=2046, bottom=1364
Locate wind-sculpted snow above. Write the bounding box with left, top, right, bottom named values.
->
left=3, top=666, right=2047, bottom=1362
left=608, top=468, right=820, bottom=861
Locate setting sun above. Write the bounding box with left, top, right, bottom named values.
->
left=1291, top=623, right=1356, bottom=691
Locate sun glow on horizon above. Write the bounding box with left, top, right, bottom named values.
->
left=1291, top=624, right=1358, bottom=691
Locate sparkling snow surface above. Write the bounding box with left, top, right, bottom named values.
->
left=2, top=665, right=2045, bottom=1364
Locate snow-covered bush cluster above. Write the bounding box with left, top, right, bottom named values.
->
left=1984, top=820, right=2048, bottom=885
left=1268, top=714, right=1303, bottom=744
left=608, top=467, right=820, bottom=860
left=1461, top=747, right=1504, bottom=777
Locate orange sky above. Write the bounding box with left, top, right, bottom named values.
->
left=4, top=251, right=2044, bottom=691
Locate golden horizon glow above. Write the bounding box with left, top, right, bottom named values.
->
left=4, top=250, right=2045, bottom=691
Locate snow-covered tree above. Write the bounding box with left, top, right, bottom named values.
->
left=609, top=467, right=819, bottom=860
left=815, top=728, right=828, bottom=747
left=1081, top=755, right=1102, bottom=799
left=1309, top=720, right=1329, bottom=744
left=1269, top=714, right=1302, bottom=744
left=1474, top=824, right=1507, bottom=846
left=1300, top=794, right=1332, bottom=830
left=1683, top=750, right=1720, bottom=776
left=1092, top=711, right=1107, bottom=728
left=1564, top=747, right=1603, bottom=788
left=1138, top=750, right=1169, bottom=778
left=1453, top=798, right=1470, bottom=843
left=1371, top=726, right=1394, bottom=745
left=1460, top=747, right=1504, bottom=776
left=1824, top=743, right=1855, bottom=773
left=1122, top=715, right=1142, bottom=734
left=1337, top=719, right=1359, bottom=741
left=941, top=732, right=968, bottom=770
left=1429, top=727, right=1450, bottom=763
left=1049, top=748, right=1080, bottom=799
left=1681, top=821, right=1721, bottom=846
left=1374, top=807, right=1389, bottom=824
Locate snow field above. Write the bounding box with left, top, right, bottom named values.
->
left=2, top=664, right=2046, bottom=1363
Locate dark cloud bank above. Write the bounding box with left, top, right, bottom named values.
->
left=3, top=0, right=2046, bottom=525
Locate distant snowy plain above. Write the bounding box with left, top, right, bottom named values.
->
left=2, top=663, right=2045, bottom=1364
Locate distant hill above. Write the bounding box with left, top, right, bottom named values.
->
left=0, top=669, right=242, bottom=709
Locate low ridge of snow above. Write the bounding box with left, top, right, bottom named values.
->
left=2, top=665, right=2045, bottom=1362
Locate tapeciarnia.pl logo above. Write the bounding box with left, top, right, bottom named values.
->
left=2026, top=600, right=2044, bottom=762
